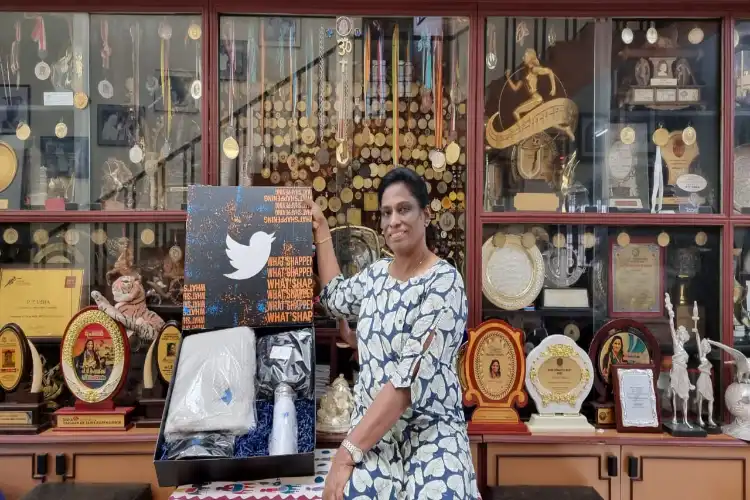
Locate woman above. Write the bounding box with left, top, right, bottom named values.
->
left=602, top=335, right=624, bottom=381
left=489, top=359, right=502, bottom=379
left=310, top=167, right=478, bottom=500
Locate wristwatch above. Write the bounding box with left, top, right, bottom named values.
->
left=341, top=439, right=364, bottom=464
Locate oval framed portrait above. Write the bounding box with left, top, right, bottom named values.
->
left=0, top=323, right=28, bottom=392
left=60, top=307, right=130, bottom=405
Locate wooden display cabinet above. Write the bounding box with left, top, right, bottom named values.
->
left=484, top=431, right=750, bottom=500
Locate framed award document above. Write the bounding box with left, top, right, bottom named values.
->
left=612, top=364, right=661, bottom=433
left=609, top=236, right=664, bottom=317
left=462, top=319, right=529, bottom=435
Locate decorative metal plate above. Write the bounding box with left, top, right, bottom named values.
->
left=544, top=247, right=585, bottom=288
left=330, top=225, right=380, bottom=278
left=482, top=233, right=544, bottom=310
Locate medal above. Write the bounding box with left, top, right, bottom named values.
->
left=34, top=62, right=50, bottom=81
left=688, top=27, right=704, bottom=45
left=682, top=125, right=697, bottom=146
left=188, top=23, right=202, bottom=40
left=621, top=27, right=634, bottom=44
left=646, top=23, right=658, bottom=44
left=657, top=231, right=670, bottom=247
left=190, top=80, right=202, bottom=100
left=2, top=228, right=18, bottom=245
left=652, top=126, right=669, bottom=147
left=158, top=22, right=172, bottom=40
left=620, top=126, right=635, bottom=145
left=15, top=123, right=30, bottom=141
left=73, top=92, right=89, bottom=110
left=169, top=245, right=182, bottom=262
left=64, top=229, right=80, bottom=246
left=140, top=228, right=155, bottom=246
left=430, top=150, right=447, bottom=172
left=91, top=229, right=108, bottom=245
left=129, top=145, right=144, bottom=164
left=445, top=142, right=460, bottom=165
left=223, top=136, right=240, bottom=159
left=55, top=121, right=68, bottom=139
left=33, top=229, right=49, bottom=246
left=98, top=80, right=114, bottom=99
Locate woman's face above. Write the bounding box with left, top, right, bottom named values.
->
left=380, top=183, right=428, bottom=254
left=612, top=337, right=622, bottom=354
left=491, top=361, right=500, bottom=374
left=85, top=340, right=94, bottom=351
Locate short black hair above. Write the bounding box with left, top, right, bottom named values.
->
left=377, top=167, right=430, bottom=209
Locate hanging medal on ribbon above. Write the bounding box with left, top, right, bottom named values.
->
left=222, top=20, right=240, bottom=160
left=391, top=24, right=400, bottom=166
left=159, top=20, right=173, bottom=157
left=31, top=16, right=51, bottom=81
left=189, top=21, right=202, bottom=100
left=99, top=20, right=114, bottom=99
left=11, top=21, right=21, bottom=88
left=129, top=23, right=145, bottom=165
left=429, top=36, right=446, bottom=171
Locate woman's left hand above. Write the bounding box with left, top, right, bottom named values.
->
left=323, top=452, right=354, bottom=500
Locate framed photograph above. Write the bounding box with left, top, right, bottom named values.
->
left=0, top=85, right=30, bottom=135
left=154, top=70, right=200, bottom=113
left=263, top=17, right=300, bottom=48
left=612, top=364, right=661, bottom=433
left=97, top=104, right=141, bottom=147
left=219, top=41, right=248, bottom=81
left=40, top=136, right=89, bottom=179
left=608, top=236, right=665, bottom=318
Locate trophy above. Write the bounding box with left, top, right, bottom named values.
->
left=0, top=324, right=47, bottom=434
left=706, top=340, right=750, bottom=441
left=691, top=302, right=720, bottom=434
left=663, top=293, right=706, bottom=437
left=137, top=321, right=181, bottom=427
left=525, top=335, right=594, bottom=433
left=53, top=307, right=134, bottom=431
left=316, top=374, right=354, bottom=436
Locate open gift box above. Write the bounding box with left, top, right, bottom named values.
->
left=153, top=325, right=317, bottom=486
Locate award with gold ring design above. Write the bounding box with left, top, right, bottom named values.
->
left=462, top=319, right=528, bottom=435
left=0, top=140, right=19, bottom=208
left=54, top=307, right=133, bottom=431
left=525, top=335, right=594, bottom=433
left=330, top=225, right=380, bottom=278
left=486, top=48, right=578, bottom=210
left=588, top=319, right=660, bottom=428
left=137, top=321, right=181, bottom=428
left=0, top=323, right=47, bottom=434
left=482, top=233, right=544, bottom=311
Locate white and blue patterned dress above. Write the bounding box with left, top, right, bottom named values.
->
left=321, top=258, right=479, bottom=500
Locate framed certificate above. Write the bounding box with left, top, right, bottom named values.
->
left=609, top=237, right=664, bottom=317
left=612, top=364, right=661, bottom=433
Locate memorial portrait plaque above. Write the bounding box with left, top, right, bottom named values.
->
left=612, top=364, right=661, bottom=433
left=138, top=321, right=182, bottom=428
left=54, top=307, right=133, bottom=431
left=184, top=186, right=314, bottom=330
left=589, top=319, right=660, bottom=428
left=463, top=319, right=528, bottom=435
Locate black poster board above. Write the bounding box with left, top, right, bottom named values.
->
left=183, top=186, right=314, bottom=330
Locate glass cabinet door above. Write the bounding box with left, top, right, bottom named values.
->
left=736, top=20, right=750, bottom=213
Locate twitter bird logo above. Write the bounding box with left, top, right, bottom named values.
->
left=224, top=231, right=276, bottom=280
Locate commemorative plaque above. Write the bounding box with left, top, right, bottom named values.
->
left=54, top=307, right=134, bottom=431
left=609, top=236, right=664, bottom=318
left=612, top=364, right=661, bottom=433
left=463, top=319, right=529, bottom=435
left=137, top=321, right=181, bottom=428
left=588, top=319, right=660, bottom=428
left=0, top=323, right=47, bottom=434
left=525, top=335, right=594, bottom=433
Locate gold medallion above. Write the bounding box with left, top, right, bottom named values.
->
left=316, top=196, right=328, bottom=212
left=492, top=232, right=506, bottom=248
left=620, top=126, right=635, bottom=145
left=73, top=92, right=89, bottom=110
left=377, top=164, right=387, bottom=178
left=695, top=231, right=708, bottom=247
left=372, top=178, right=381, bottom=189
left=521, top=232, right=536, bottom=249
left=261, top=167, right=271, bottom=179
left=15, top=123, right=31, bottom=141
left=2, top=227, right=18, bottom=244
left=617, top=232, right=630, bottom=247
left=91, top=229, right=108, bottom=245
left=33, top=229, right=49, bottom=246
left=64, top=229, right=80, bottom=246
left=328, top=196, right=342, bottom=213
left=55, top=122, right=68, bottom=139
left=364, top=178, right=373, bottom=189
left=313, top=176, right=326, bottom=192
left=682, top=126, right=697, bottom=146
left=140, top=228, right=155, bottom=246
left=552, top=233, right=566, bottom=249
left=0, top=141, right=18, bottom=192
left=223, top=135, right=240, bottom=160
left=341, top=188, right=354, bottom=204
left=270, top=171, right=281, bottom=184
left=445, top=142, right=460, bottom=165
left=188, top=23, right=202, bottom=40
left=582, top=231, right=595, bottom=249
left=657, top=231, right=670, bottom=247
left=652, top=127, right=669, bottom=147
left=352, top=176, right=364, bottom=190
left=374, top=133, right=386, bottom=147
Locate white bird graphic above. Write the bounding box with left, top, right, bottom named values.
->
left=224, top=231, right=276, bottom=280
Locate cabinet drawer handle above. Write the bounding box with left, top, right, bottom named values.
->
left=607, top=455, right=618, bottom=477
left=627, top=456, right=639, bottom=478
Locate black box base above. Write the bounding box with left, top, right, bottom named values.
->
left=663, top=421, right=708, bottom=437
left=0, top=401, right=49, bottom=435
left=702, top=423, right=723, bottom=435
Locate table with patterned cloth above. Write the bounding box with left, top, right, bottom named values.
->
left=169, top=449, right=334, bottom=500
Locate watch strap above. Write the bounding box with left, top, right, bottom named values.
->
left=341, top=438, right=363, bottom=464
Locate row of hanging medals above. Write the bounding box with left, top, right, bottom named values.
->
left=220, top=18, right=462, bottom=186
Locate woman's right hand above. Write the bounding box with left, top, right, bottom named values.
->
left=305, top=197, right=327, bottom=232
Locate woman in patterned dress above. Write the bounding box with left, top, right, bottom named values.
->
left=309, top=167, right=479, bottom=500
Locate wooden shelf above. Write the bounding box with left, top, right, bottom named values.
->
left=0, top=210, right=187, bottom=224
left=479, top=212, right=728, bottom=226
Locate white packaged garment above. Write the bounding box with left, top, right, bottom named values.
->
left=164, top=327, right=257, bottom=438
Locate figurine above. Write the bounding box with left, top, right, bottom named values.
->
left=692, top=301, right=717, bottom=430
left=317, top=374, right=354, bottom=434
left=665, top=293, right=695, bottom=428
left=635, top=58, right=651, bottom=86
left=675, top=58, right=696, bottom=86
left=707, top=339, right=750, bottom=441
left=92, top=274, right=165, bottom=345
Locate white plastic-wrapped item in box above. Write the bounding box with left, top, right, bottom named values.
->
left=164, top=326, right=257, bottom=437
